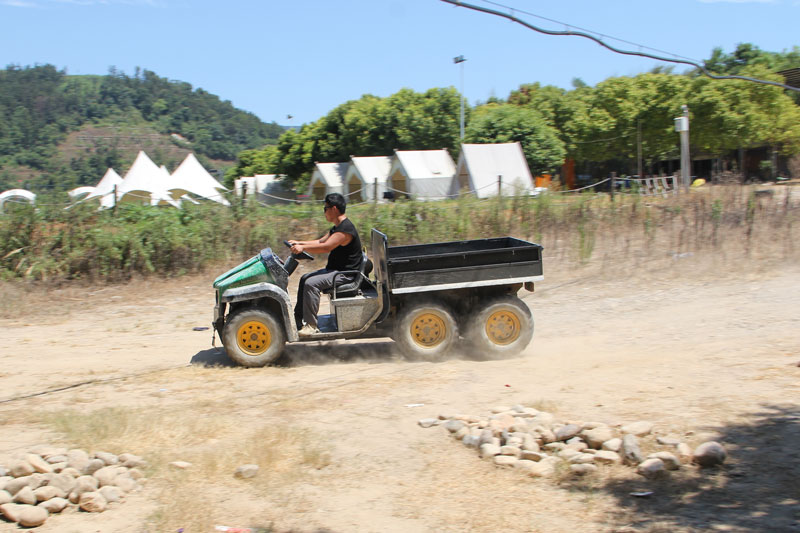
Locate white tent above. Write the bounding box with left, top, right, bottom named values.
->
left=345, top=156, right=391, bottom=202
left=84, top=168, right=123, bottom=209
left=452, top=142, right=536, bottom=198
left=389, top=149, right=456, bottom=201
left=68, top=186, right=96, bottom=200
left=0, top=189, right=35, bottom=212
left=234, top=174, right=294, bottom=204
left=116, top=151, right=174, bottom=205
left=168, top=153, right=229, bottom=205
left=308, top=162, right=348, bottom=200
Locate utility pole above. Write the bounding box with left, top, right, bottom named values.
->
left=637, top=119, right=643, bottom=180
left=674, top=105, right=691, bottom=191
left=453, top=55, right=467, bottom=140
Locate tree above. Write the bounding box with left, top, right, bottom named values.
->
left=465, top=104, right=565, bottom=175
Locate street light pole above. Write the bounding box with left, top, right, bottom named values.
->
left=453, top=55, right=466, bottom=140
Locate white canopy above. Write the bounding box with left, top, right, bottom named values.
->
left=84, top=168, right=123, bottom=207
left=309, top=162, right=348, bottom=200
left=117, top=151, right=173, bottom=205
left=389, top=150, right=456, bottom=201
left=0, top=189, right=36, bottom=212
left=168, top=153, right=229, bottom=205
left=68, top=186, right=96, bottom=200
left=346, top=156, right=391, bottom=202
left=452, top=142, right=535, bottom=198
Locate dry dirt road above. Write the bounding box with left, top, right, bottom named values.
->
left=0, top=254, right=798, bottom=533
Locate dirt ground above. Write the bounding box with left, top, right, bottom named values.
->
left=0, top=248, right=799, bottom=532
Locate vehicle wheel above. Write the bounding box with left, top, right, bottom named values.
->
left=222, top=308, right=286, bottom=367
left=394, top=301, right=459, bottom=361
left=466, top=296, right=533, bottom=359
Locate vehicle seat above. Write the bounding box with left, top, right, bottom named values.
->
left=325, top=253, right=374, bottom=299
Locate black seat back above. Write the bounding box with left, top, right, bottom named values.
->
left=329, top=252, right=373, bottom=298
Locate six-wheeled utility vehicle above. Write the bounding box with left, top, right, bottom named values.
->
left=212, top=229, right=543, bottom=367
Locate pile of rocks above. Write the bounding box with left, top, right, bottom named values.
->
left=0, top=445, right=145, bottom=527
left=419, top=405, right=727, bottom=479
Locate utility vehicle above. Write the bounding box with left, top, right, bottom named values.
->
left=212, top=229, right=543, bottom=367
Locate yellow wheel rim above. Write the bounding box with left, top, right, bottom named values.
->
left=485, top=309, right=521, bottom=346
left=236, top=320, right=272, bottom=356
left=411, top=312, right=447, bottom=348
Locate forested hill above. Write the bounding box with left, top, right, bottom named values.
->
left=0, top=64, right=284, bottom=192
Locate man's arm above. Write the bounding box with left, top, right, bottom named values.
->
left=290, top=231, right=352, bottom=255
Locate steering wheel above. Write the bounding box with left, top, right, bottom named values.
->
left=283, top=240, right=314, bottom=261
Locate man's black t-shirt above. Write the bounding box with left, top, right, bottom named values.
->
left=326, top=218, right=362, bottom=271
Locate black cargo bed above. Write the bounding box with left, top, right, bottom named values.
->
left=386, top=237, right=543, bottom=293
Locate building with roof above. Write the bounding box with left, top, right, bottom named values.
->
left=388, top=149, right=456, bottom=201
left=451, top=142, right=536, bottom=198
left=308, top=162, right=348, bottom=200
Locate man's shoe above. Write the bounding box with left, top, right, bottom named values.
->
left=298, top=324, right=320, bottom=337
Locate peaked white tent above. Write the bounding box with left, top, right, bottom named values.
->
left=83, top=168, right=123, bottom=209
left=68, top=186, right=96, bottom=200
left=451, top=142, right=536, bottom=198
left=116, top=151, right=175, bottom=206
left=168, top=153, right=229, bottom=205
left=308, top=162, right=348, bottom=200
left=345, top=156, right=391, bottom=202
left=0, top=189, right=36, bottom=212
left=389, top=149, right=456, bottom=201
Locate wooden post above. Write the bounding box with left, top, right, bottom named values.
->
left=112, top=184, right=118, bottom=216
left=497, top=175, right=502, bottom=197
left=241, top=181, right=247, bottom=207
left=610, top=172, right=616, bottom=202
left=374, top=178, right=378, bottom=204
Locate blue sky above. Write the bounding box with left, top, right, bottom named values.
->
left=1, top=0, right=797, bottom=126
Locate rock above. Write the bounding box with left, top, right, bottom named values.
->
left=462, top=435, right=480, bottom=448
left=520, top=451, right=545, bottom=462
left=0, top=476, right=10, bottom=490
left=656, top=436, right=682, bottom=446
left=554, top=424, right=581, bottom=441
left=488, top=414, right=516, bottom=431
left=169, top=461, right=193, bottom=470
left=565, top=438, right=588, bottom=451
left=4, top=476, right=33, bottom=496
left=127, top=468, right=145, bottom=480
left=12, top=486, right=36, bottom=505
left=529, top=457, right=562, bottom=478
left=582, top=426, right=615, bottom=449
left=692, top=441, right=727, bottom=467
left=119, top=454, right=145, bottom=469
left=570, top=464, right=598, bottom=475
left=569, top=453, right=595, bottom=464
left=38, top=497, right=68, bottom=513
left=79, top=491, right=107, bottom=512
left=0, top=490, right=10, bottom=505
left=648, top=452, right=681, bottom=470
left=9, top=460, right=34, bottom=478
left=676, top=443, right=693, bottom=463
left=48, top=473, right=77, bottom=494
left=234, top=464, right=259, bottom=479
left=637, top=458, right=666, bottom=479
left=480, top=443, right=501, bottom=459
left=50, top=462, right=68, bottom=473
left=82, top=459, right=105, bottom=476
left=94, top=452, right=119, bottom=466
left=499, top=446, right=521, bottom=458
left=0, top=468, right=5, bottom=477
left=60, top=467, right=80, bottom=478
left=558, top=448, right=580, bottom=460
left=418, top=418, right=438, bottom=428
left=594, top=450, right=622, bottom=465
left=18, top=505, right=48, bottom=527
left=73, top=475, right=99, bottom=496
left=531, top=412, right=555, bottom=427
left=453, top=426, right=469, bottom=440
left=25, top=454, right=53, bottom=474
left=67, top=449, right=90, bottom=472
left=622, top=434, right=644, bottom=465
left=622, top=421, right=654, bottom=437
left=520, top=434, right=540, bottom=452
left=45, top=455, right=68, bottom=465
left=443, top=419, right=465, bottom=433
left=93, top=466, right=119, bottom=487
left=113, top=475, right=137, bottom=493
left=34, top=485, right=65, bottom=502
left=490, top=405, right=511, bottom=414
left=493, top=455, right=518, bottom=467
left=513, top=460, right=537, bottom=473
left=602, top=438, right=622, bottom=452
left=478, top=429, right=495, bottom=447
left=98, top=485, right=122, bottom=503
left=0, top=502, right=25, bottom=522
left=543, top=442, right=565, bottom=452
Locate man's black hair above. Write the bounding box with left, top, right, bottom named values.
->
left=324, top=192, right=346, bottom=214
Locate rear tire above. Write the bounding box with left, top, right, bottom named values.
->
left=222, top=308, right=286, bottom=367
left=394, top=301, right=459, bottom=361
left=465, top=296, right=533, bottom=359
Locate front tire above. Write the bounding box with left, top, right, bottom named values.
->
left=466, top=296, right=533, bottom=359
left=222, top=308, right=286, bottom=367
left=394, top=301, right=459, bottom=361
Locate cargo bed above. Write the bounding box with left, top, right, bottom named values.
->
left=386, top=237, right=543, bottom=294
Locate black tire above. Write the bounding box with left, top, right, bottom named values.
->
left=394, top=301, right=459, bottom=361
left=465, top=296, right=533, bottom=359
left=222, top=308, right=286, bottom=367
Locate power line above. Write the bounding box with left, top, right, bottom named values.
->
left=441, top=0, right=800, bottom=93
